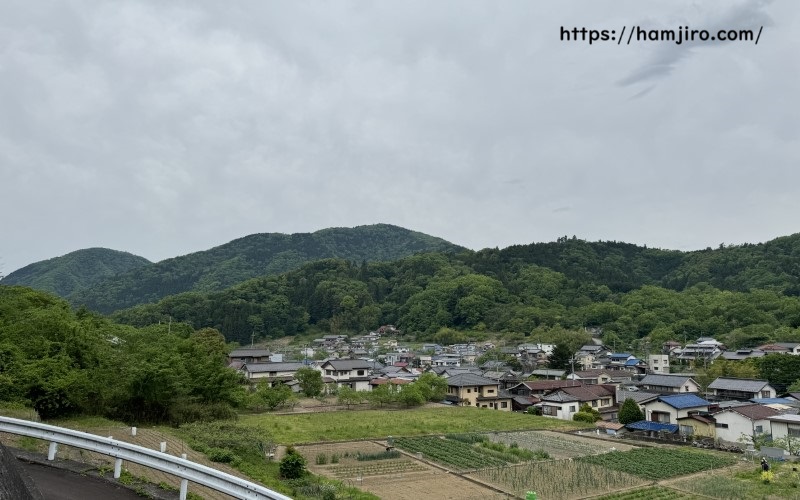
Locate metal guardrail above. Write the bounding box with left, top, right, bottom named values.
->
left=0, top=416, right=291, bottom=500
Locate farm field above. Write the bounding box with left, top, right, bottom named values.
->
left=595, top=486, right=704, bottom=499
left=579, top=447, right=738, bottom=480
left=238, top=406, right=585, bottom=443
left=471, top=459, right=646, bottom=499
left=298, top=440, right=507, bottom=500
left=485, top=430, right=638, bottom=459
left=669, top=460, right=800, bottom=499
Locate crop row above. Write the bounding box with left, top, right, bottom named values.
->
left=327, top=460, right=427, bottom=477
left=487, top=431, right=600, bottom=457
left=394, top=436, right=509, bottom=470
left=595, top=486, right=701, bottom=499
left=472, top=459, right=644, bottom=498
left=579, top=448, right=737, bottom=480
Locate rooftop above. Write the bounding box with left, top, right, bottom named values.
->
left=708, top=377, right=771, bottom=392
left=658, top=394, right=710, bottom=409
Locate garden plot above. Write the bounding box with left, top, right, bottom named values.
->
left=298, top=440, right=507, bottom=500
left=470, top=459, right=646, bottom=500
left=486, top=430, right=637, bottom=459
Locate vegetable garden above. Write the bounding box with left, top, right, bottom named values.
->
left=579, top=448, right=738, bottom=480
left=471, top=459, right=645, bottom=499
left=393, top=435, right=548, bottom=471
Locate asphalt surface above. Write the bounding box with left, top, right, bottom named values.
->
left=18, top=461, right=150, bottom=500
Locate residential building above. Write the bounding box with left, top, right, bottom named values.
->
left=768, top=414, right=800, bottom=441
left=239, top=362, right=305, bottom=384
left=642, top=394, right=710, bottom=424
left=444, top=373, right=512, bottom=410
left=639, top=374, right=701, bottom=394
left=537, top=384, right=616, bottom=421
left=707, top=378, right=776, bottom=401
left=318, top=359, right=374, bottom=391
left=712, top=404, right=780, bottom=445
left=228, top=348, right=272, bottom=365
left=648, top=354, right=670, bottom=373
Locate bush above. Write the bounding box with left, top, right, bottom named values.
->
left=207, top=447, right=239, bottom=463
left=280, top=446, right=307, bottom=479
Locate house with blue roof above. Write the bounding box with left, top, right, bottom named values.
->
left=642, top=393, right=710, bottom=424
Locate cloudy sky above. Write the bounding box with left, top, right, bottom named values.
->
left=1, top=0, right=798, bottom=274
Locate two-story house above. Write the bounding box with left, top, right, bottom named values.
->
left=707, top=377, right=776, bottom=401
left=228, top=348, right=273, bottom=367
left=445, top=373, right=512, bottom=410
left=319, top=359, right=374, bottom=391
left=642, top=394, right=710, bottom=424
left=639, top=374, right=701, bottom=394
left=239, top=362, right=306, bottom=385
left=537, top=384, right=616, bottom=421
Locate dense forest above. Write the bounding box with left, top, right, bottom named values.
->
left=1, top=248, right=151, bottom=297
left=111, top=234, right=800, bottom=351
left=13, top=224, right=464, bottom=314
left=0, top=286, right=244, bottom=423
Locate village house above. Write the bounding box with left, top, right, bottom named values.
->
left=676, top=413, right=716, bottom=438
left=712, top=404, right=781, bottom=445
left=648, top=354, right=670, bottom=373
left=768, top=414, right=800, bottom=442
left=318, top=358, right=374, bottom=391
left=639, top=373, right=701, bottom=394
left=228, top=348, right=273, bottom=367
left=537, top=384, right=616, bottom=421
left=239, top=361, right=306, bottom=385
left=642, top=394, right=710, bottom=424
left=707, top=377, right=777, bottom=401
left=444, top=373, right=512, bottom=411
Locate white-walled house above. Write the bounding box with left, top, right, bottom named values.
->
left=319, top=359, right=374, bottom=391
left=642, top=394, right=710, bottom=424
left=648, top=354, right=670, bottom=373
left=712, top=404, right=780, bottom=445
left=538, top=384, right=616, bottom=421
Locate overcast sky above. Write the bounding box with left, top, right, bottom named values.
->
left=2, top=0, right=798, bottom=275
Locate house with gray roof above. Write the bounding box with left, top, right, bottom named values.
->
left=319, top=358, right=374, bottom=391
left=239, top=362, right=306, bottom=384
left=537, top=384, right=616, bottom=421
left=445, top=373, right=511, bottom=411
left=639, top=374, right=700, bottom=394
left=228, top=348, right=272, bottom=365
left=707, top=377, right=776, bottom=401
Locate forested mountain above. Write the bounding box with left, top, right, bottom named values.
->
left=113, top=237, right=800, bottom=351
left=67, top=224, right=465, bottom=313
left=1, top=248, right=151, bottom=297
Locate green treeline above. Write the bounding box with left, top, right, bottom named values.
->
left=0, top=286, right=244, bottom=422
left=111, top=236, right=800, bottom=350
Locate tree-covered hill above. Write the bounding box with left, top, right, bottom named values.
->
left=113, top=246, right=800, bottom=351
left=67, top=224, right=466, bottom=314
left=1, top=248, right=151, bottom=297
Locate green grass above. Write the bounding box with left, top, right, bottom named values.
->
left=672, top=462, right=800, bottom=499
left=239, top=407, right=585, bottom=443
left=579, top=448, right=738, bottom=480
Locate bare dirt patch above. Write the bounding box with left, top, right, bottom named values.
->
left=297, top=441, right=507, bottom=499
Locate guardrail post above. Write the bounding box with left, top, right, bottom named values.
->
left=48, top=442, right=58, bottom=460
left=131, top=426, right=137, bottom=436
left=180, top=453, right=189, bottom=500
left=160, top=441, right=167, bottom=453
left=114, top=458, right=123, bottom=479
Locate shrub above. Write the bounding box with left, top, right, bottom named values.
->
left=280, top=446, right=307, bottom=479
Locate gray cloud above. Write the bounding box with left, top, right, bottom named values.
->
left=1, top=0, right=798, bottom=274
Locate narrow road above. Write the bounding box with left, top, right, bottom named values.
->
left=18, top=461, right=151, bottom=500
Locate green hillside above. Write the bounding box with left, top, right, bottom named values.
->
left=68, top=224, right=466, bottom=314
left=1, top=248, right=151, bottom=297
